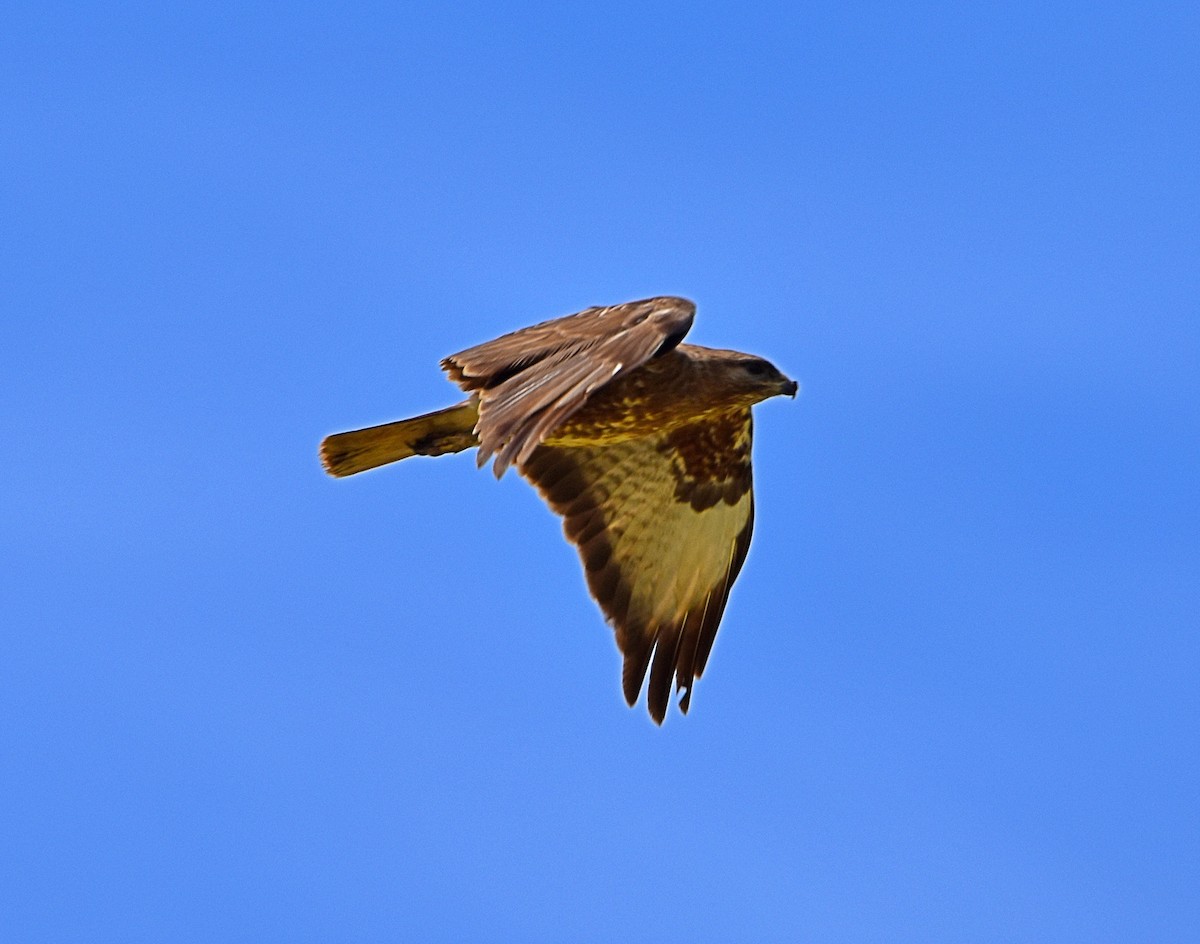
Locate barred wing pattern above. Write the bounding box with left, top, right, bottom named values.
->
left=522, top=414, right=755, bottom=723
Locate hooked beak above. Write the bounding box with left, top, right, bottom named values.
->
left=781, top=377, right=799, bottom=398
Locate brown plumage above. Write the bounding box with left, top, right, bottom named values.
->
left=320, top=296, right=797, bottom=723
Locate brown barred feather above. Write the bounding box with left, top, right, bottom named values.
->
left=521, top=420, right=754, bottom=724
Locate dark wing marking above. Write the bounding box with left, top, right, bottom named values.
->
left=521, top=413, right=755, bottom=723
left=441, top=296, right=695, bottom=476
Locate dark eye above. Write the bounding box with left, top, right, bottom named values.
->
left=744, top=361, right=769, bottom=376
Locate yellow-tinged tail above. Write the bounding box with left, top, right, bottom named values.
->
left=320, top=400, right=479, bottom=477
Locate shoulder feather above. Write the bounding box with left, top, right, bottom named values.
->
left=441, top=296, right=695, bottom=475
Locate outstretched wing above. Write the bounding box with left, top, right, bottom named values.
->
left=521, top=410, right=755, bottom=723
left=441, top=296, right=695, bottom=476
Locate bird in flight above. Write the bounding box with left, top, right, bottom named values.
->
left=320, top=296, right=797, bottom=723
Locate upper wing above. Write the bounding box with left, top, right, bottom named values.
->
left=441, top=296, right=695, bottom=476
left=521, top=411, right=755, bottom=723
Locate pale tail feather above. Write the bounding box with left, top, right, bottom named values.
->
left=320, top=400, right=479, bottom=477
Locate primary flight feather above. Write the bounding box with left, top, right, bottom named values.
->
left=320, top=296, right=797, bottom=723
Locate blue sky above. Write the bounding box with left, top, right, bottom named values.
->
left=3, top=2, right=1197, bottom=941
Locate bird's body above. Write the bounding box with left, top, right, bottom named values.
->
left=321, top=296, right=797, bottom=723
left=548, top=345, right=774, bottom=445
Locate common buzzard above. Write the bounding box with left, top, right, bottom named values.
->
left=320, top=296, right=797, bottom=723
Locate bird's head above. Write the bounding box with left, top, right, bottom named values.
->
left=711, top=350, right=799, bottom=405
